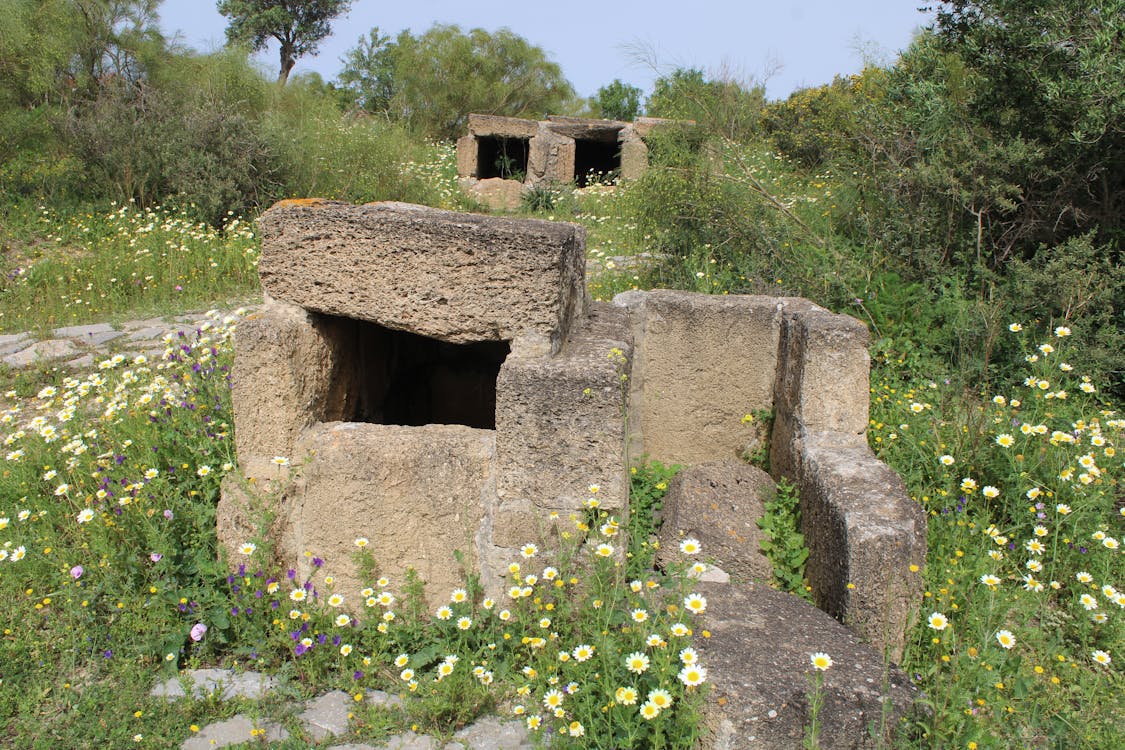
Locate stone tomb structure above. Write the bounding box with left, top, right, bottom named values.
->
left=456, top=114, right=680, bottom=209
left=219, top=199, right=925, bottom=666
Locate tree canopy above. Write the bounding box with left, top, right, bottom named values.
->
left=217, top=0, right=351, bottom=83
left=646, top=67, right=765, bottom=141
left=338, top=23, right=576, bottom=140
left=592, top=79, right=643, bottom=121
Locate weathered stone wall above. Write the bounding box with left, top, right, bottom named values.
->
left=770, top=310, right=926, bottom=659
left=615, top=289, right=925, bottom=659
left=613, top=290, right=821, bottom=465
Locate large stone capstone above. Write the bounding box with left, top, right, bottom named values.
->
left=258, top=200, right=586, bottom=347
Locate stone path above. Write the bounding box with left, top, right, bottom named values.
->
left=150, top=669, right=533, bottom=750
left=0, top=306, right=261, bottom=372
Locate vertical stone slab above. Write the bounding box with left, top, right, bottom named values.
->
left=619, top=135, right=649, bottom=181
left=230, top=298, right=358, bottom=475
left=493, top=304, right=631, bottom=559
left=528, top=128, right=576, bottom=185
left=789, top=435, right=927, bottom=662
left=770, top=309, right=924, bottom=660
left=456, top=134, right=478, bottom=178
left=614, top=290, right=821, bottom=466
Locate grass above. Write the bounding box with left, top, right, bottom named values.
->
left=0, top=142, right=1120, bottom=748
left=0, top=201, right=261, bottom=335
left=869, top=327, right=1124, bottom=749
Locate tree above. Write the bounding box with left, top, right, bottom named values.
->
left=593, top=79, right=642, bottom=121
left=217, top=0, right=351, bottom=84
left=925, top=0, right=1125, bottom=254
left=338, top=23, right=575, bottom=140
left=646, top=67, right=765, bottom=141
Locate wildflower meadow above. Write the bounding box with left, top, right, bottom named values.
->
left=0, top=133, right=1120, bottom=749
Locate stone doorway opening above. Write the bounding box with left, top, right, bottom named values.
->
left=476, top=136, right=530, bottom=180
left=573, top=138, right=620, bottom=186
left=332, top=314, right=510, bottom=430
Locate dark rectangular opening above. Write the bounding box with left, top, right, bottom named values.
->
left=573, top=138, right=621, bottom=186
left=329, top=315, right=509, bottom=430
left=476, top=136, right=530, bottom=181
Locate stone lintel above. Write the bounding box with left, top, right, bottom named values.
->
left=258, top=201, right=587, bottom=347
left=468, top=113, right=539, bottom=139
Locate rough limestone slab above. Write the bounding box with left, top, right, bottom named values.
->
left=0, top=332, right=30, bottom=355
left=468, top=113, right=539, bottom=138
left=300, top=690, right=354, bottom=740
left=231, top=299, right=359, bottom=469
left=180, top=714, right=288, bottom=750
left=633, top=116, right=687, bottom=138
left=466, top=177, right=524, bottom=211
left=365, top=689, right=404, bottom=708
left=786, top=432, right=925, bottom=662
left=126, top=325, right=170, bottom=342
left=614, top=291, right=821, bottom=465
left=656, top=461, right=774, bottom=584
left=772, top=308, right=871, bottom=444
left=258, top=200, right=587, bottom=346
left=375, top=732, right=438, bottom=750
left=2, top=338, right=79, bottom=367
left=151, top=669, right=279, bottom=701
left=697, top=582, right=916, bottom=750
left=448, top=716, right=533, bottom=749
left=619, top=135, right=649, bottom=180
left=456, top=135, right=478, bottom=177
left=291, top=422, right=495, bottom=609
left=53, top=322, right=115, bottom=338
left=494, top=303, right=631, bottom=545
left=121, top=316, right=168, bottom=330
left=527, top=128, right=575, bottom=184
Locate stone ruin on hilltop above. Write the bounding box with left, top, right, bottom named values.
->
left=456, top=114, right=683, bottom=209
left=218, top=199, right=926, bottom=746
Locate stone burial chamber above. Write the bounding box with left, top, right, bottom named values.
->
left=218, top=200, right=926, bottom=679
left=455, top=113, right=683, bottom=210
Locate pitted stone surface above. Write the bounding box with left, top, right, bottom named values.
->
left=288, top=421, right=495, bottom=608
left=657, top=461, right=775, bottom=584
left=257, top=201, right=587, bottom=345
left=53, top=322, right=118, bottom=340
left=3, top=338, right=80, bottom=367
left=0, top=332, right=30, bottom=355
left=300, top=689, right=354, bottom=740
left=180, top=714, right=288, bottom=749
left=150, top=668, right=279, bottom=701
left=696, top=581, right=917, bottom=750
left=366, top=689, right=405, bottom=708
left=613, top=290, right=823, bottom=465
left=448, top=715, right=533, bottom=749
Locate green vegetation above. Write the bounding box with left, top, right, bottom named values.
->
left=337, top=24, right=577, bottom=140
left=0, top=0, right=1120, bottom=746
left=593, top=79, right=643, bottom=122
left=218, top=0, right=352, bottom=83
left=757, top=480, right=810, bottom=601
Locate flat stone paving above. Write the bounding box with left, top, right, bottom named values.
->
left=152, top=669, right=533, bottom=750
left=0, top=304, right=260, bottom=371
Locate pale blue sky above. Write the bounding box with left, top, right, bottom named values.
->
left=159, top=1, right=934, bottom=100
